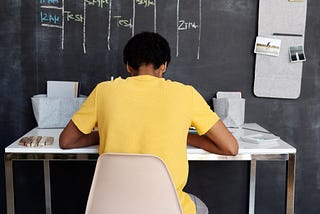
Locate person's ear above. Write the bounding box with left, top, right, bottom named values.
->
left=161, top=62, right=167, bottom=73
left=126, top=64, right=134, bottom=75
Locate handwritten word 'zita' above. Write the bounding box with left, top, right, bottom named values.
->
left=178, top=20, right=199, bottom=30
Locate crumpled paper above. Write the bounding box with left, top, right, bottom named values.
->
left=213, top=98, right=245, bottom=127
left=31, top=94, right=86, bottom=128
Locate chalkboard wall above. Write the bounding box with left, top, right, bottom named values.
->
left=1, top=0, right=319, bottom=213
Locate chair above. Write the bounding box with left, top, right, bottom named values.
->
left=85, top=153, right=183, bottom=214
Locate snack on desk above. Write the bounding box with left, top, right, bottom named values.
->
left=19, top=136, right=54, bottom=147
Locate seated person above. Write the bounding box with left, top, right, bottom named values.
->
left=59, top=32, right=238, bottom=214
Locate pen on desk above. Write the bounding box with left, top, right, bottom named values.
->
left=273, top=33, right=303, bottom=37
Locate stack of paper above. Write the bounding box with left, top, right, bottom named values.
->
left=240, top=133, right=280, bottom=148
left=213, top=91, right=245, bottom=127
left=47, top=81, right=79, bottom=98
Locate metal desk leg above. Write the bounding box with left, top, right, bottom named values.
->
left=44, top=160, right=52, bottom=214
left=249, top=160, right=256, bottom=214
left=286, top=154, right=296, bottom=214
left=5, top=154, right=14, bottom=214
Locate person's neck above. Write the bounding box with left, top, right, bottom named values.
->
left=135, top=64, right=163, bottom=78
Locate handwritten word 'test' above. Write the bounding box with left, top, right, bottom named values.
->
left=85, top=0, right=109, bottom=8
left=64, top=11, right=83, bottom=22
left=136, top=0, right=154, bottom=8
left=113, top=16, right=133, bottom=28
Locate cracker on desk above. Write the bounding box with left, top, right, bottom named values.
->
left=19, top=136, right=54, bottom=147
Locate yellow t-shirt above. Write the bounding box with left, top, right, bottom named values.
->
left=72, top=75, right=219, bottom=214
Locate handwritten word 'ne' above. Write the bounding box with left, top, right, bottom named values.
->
left=113, top=16, right=133, bottom=28
left=136, top=0, right=154, bottom=8
left=85, top=0, right=109, bottom=8
left=40, top=11, right=61, bottom=24
left=40, top=0, right=59, bottom=4
left=64, top=11, right=84, bottom=22
left=178, top=20, right=199, bottom=31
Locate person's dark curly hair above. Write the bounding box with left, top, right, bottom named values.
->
left=123, top=32, right=171, bottom=71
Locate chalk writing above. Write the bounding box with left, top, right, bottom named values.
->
left=40, top=0, right=60, bottom=4
left=38, top=0, right=200, bottom=59
left=133, top=0, right=156, bottom=33
left=40, top=11, right=61, bottom=25
left=178, top=20, right=199, bottom=30
left=136, top=0, right=154, bottom=8
left=85, top=0, right=109, bottom=8
left=176, top=0, right=202, bottom=59
left=64, top=11, right=84, bottom=22
left=113, top=16, right=133, bottom=28
left=40, top=0, right=65, bottom=50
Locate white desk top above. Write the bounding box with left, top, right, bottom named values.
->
left=5, top=123, right=296, bottom=156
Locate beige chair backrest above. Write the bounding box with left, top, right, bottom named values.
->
left=85, top=153, right=183, bottom=214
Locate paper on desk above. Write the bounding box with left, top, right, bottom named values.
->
left=216, top=91, right=242, bottom=99
left=213, top=97, right=245, bottom=127
left=47, top=81, right=79, bottom=98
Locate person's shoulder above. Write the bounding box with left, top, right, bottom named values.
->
left=96, top=81, right=109, bottom=90
left=164, top=79, right=195, bottom=91
left=96, top=77, right=125, bottom=88
left=164, top=79, right=189, bottom=87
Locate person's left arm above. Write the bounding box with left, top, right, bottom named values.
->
left=59, top=120, right=99, bottom=149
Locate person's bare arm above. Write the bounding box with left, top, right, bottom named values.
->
left=59, top=120, right=99, bottom=149
left=187, top=120, right=238, bottom=155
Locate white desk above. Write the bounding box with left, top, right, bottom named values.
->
left=5, top=123, right=296, bottom=214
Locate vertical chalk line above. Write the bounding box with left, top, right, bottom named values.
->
left=83, top=0, right=87, bottom=54
left=107, top=0, right=112, bottom=50
left=176, top=0, right=180, bottom=57
left=197, top=0, right=201, bottom=60
left=61, top=0, right=65, bottom=50
left=132, top=0, right=135, bottom=36
left=154, top=0, right=157, bottom=32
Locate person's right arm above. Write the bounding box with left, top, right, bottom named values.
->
left=187, top=120, right=238, bottom=155
left=59, top=120, right=99, bottom=149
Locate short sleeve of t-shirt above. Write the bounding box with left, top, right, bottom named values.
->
left=72, top=87, right=98, bottom=134
left=190, top=87, right=220, bottom=135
